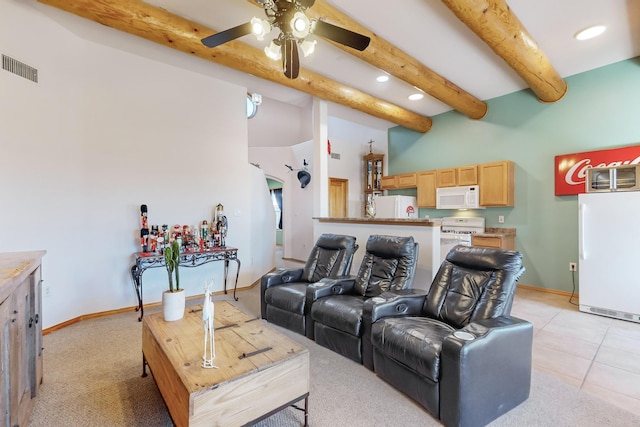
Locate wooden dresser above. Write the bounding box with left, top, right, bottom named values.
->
left=0, top=250, right=46, bottom=427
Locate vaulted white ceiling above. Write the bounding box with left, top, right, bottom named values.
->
left=36, top=0, right=640, bottom=142
left=142, top=0, right=639, bottom=121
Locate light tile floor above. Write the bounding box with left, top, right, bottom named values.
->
left=511, top=288, right=640, bottom=417
left=276, top=247, right=640, bottom=416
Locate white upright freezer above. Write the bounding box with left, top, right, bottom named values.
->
left=374, top=195, right=418, bottom=219
left=578, top=191, right=640, bottom=323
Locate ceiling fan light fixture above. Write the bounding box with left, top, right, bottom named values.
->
left=250, top=17, right=272, bottom=41
left=264, top=40, right=282, bottom=60
left=575, top=25, right=606, bottom=41
left=300, top=39, right=317, bottom=57
left=290, top=12, right=311, bottom=38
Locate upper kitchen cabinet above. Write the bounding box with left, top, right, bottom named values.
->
left=436, top=168, right=457, bottom=187
left=457, top=165, right=478, bottom=185
left=436, top=166, right=478, bottom=187
left=478, top=160, right=515, bottom=206
left=417, top=170, right=437, bottom=208
left=380, top=175, right=397, bottom=189
left=381, top=173, right=417, bottom=190
left=396, top=173, right=417, bottom=188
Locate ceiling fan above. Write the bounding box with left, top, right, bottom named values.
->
left=201, top=0, right=371, bottom=79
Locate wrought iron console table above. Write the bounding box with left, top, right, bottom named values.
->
left=130, top=247, right=240, bottom=321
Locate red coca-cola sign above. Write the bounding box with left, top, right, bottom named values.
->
left=555, top=145, right=640, bottom=195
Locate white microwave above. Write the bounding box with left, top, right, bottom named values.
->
left=586, top=165, right=640, bottom=193
left=436, top=185, right=482, bottom=209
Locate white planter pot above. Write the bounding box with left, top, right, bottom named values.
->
left=162, top=289, right=185, bottom=322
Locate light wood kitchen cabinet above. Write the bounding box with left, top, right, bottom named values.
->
left=457, top=165, right=478, bottom=185
left=396, top=173, right=417, bottom=188
left=478, top=160, right=515, bottom=206
left=381, top=173, right=417, bottom=190
left=0, top=251, right=45, bottom=427
left=436, top=165, right=477, bottom=188
left=417, top=170, right=437, bottom=208
left=436, top=168, right=457, bottom=187
left=380, top=175, right=397, bottom=189
left=472, top=235, right=515, bottom=250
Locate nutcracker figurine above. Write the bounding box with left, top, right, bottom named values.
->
left=140, top=204, right=149, bottom=252
left=214, top=203, right=228, bottom=247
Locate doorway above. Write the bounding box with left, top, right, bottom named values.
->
left=266, top=178, right=283, bottom=245
left=329, top=178, right=348, bottom=217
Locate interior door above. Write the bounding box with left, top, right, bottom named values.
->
left=329, top=178, right=348, bottom=217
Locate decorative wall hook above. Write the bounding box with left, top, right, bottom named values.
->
left=284, top=159, right=311, bottom=188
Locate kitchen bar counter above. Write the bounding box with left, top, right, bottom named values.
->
left=316, top=217, right=441, bottom=226
left=314, top=217, right=441, bottom=290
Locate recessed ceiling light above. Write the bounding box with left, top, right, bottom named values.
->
left=575, top=25, right=606, bottom=41
left=408, top=93, right=424, bottom=101
left=376, top=75, right=389, bottom=83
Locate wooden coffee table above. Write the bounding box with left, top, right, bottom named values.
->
left=142, top=300, right=310, bottom=427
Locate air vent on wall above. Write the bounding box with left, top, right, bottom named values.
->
left=2, top=54, right=38, bottom=83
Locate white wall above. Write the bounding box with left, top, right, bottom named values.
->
left=248, top=97, right=313, bottom=147
left=249, top=143, right=314, bottom=262
left=0, top=0, right=272, bottom=328
left=327, top=117, right=389, bottom=217
left=248, top=116, right=389, bottom=261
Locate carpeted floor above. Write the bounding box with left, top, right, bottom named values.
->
left=29, top=286, right=640, bottom=426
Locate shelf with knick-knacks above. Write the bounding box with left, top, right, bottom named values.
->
left=363, top=153, right=384, bottom=216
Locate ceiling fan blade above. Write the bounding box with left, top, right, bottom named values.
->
left=282, top=38, right=300, bottom=79
left=201, top=22, right=253, bottom=48
left=312, top=20, right=370, bottom=51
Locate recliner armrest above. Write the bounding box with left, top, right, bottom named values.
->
left=261, top=267, right=304, bottom=289
left=306, top=276, right=356, bottom=302
left=439, top=316, right=533, bottom=427
left=260, top=267, right=304, bottom=320
left=364, top=290, right=429, bottom=323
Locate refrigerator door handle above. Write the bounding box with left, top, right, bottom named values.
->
left=579, top=202, right=586, bottom=261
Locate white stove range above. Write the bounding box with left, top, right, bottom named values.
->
left=439, top=217, right=485, bottom=263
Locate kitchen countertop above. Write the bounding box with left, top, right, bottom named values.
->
left=477, top=227, right=517, bottom=237
left=315, top=217, right=441, bottom=226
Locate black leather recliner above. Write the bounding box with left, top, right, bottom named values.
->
left=261, top=234, right=358, bottom=336
left=307, top=235, right=418, bottom=364
left=364, top=245, right=531, bottom=427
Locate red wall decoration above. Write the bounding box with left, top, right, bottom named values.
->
left=554, top=144, right=640, bottom=196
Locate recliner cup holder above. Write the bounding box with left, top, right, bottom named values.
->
left=453, top=331, right=476, bottom=341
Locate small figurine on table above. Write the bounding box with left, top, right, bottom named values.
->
left=201, top=280, right=218, bottom=369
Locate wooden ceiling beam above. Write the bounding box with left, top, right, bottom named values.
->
left=37, top=0, right=433, bottom=133
left=255, top=0, right=489, bottom=120
left=440, top=0, right=568, bottom=103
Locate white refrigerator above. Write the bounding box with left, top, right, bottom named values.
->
left=578, top=191, right=640, bottom=323
left=374, top=195, right=418, bottom=219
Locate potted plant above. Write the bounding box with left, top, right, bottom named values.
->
left=162, top=239, right=185, bottom=321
